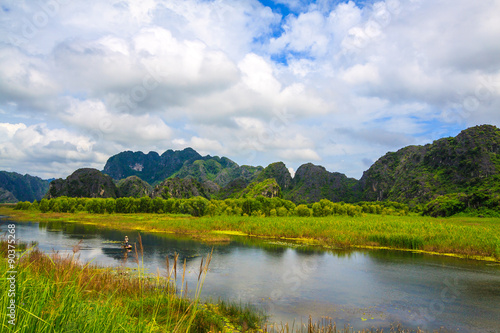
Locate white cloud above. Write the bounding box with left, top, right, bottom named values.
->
left=341, top=63, right=380, bottom=85
left=0, top=123, right=27, bottom=141
left=278, top=148, right=321, bottom=161
left=239, top=53, right=282, bottom=96
left=61, top=99, right=173, bottom=146
left=0, top=0, right=499, bottom=179
left=0, top=122, right=104, bottom=178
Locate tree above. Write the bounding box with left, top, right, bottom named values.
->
left=105, top=198, right=116, bottom=213
left=39, top=199, right=49, bottom=213
left=296, top=204, right=311, bottom=217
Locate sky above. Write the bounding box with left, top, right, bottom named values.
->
left=0, top=0, right=499, bottom=180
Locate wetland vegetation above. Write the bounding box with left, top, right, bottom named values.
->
left=3, top=199, right=499, bottom=261
left=0, top=236, right=269, bottom=332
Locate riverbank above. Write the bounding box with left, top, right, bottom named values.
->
left=0, top=237, right=267, bottom=332
left=2, top=206, right=499, bottom=262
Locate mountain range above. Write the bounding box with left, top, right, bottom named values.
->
left=0, top=171, right=50, bottom=203
left=2, top=125, right=499, bottom=209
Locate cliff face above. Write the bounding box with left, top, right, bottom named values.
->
left=359, top=125, right=500, bottom=205
left=46, top=168, right=119, bottom=199
left=103, top=148, right=202, bottom=184
left=255, top=162, right=292, bottom=191
left=103, top=148, right=262, bottom=187
left=0, top=171, right=50, bottom=203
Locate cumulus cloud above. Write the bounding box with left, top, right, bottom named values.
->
left=61, top=99, right=174, bottom=146
left=0, top=0, right=499, bottom=179
left=0, top=122, right=104, bottom=178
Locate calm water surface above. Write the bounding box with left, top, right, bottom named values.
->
left=1, top=218, right=499, bottom=332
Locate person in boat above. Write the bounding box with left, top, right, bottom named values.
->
left=124, top=236, right=130, bottom=248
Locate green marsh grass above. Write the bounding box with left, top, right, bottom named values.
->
left=0, top=237, right=265, bottom=332
left=2, top=206, right=499, bottom=261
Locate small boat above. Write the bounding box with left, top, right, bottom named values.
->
left=122, top=244, right=133, bottom=249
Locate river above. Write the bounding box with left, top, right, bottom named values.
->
left=1, top=218, right=499, bottom=332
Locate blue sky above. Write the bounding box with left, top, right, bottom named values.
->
left=0, top=0, right=499, bottom=179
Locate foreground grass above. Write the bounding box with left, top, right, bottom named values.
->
left=1, top=240, right=436, bottom=333
left=0, top=238, right=267, bottom=332
left=2, top=206, right=499, bottom=261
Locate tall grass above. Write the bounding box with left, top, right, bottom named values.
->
left=2, top=205, right=499, bottom=260
left=0, top=237, right=262, bottom=332
left=264, top=318, right=427, bottom=333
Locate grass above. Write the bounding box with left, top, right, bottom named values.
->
left=0, top=239, right=446, bottom=333
left=0, top=237, right=266, bottom=333
left=263, top=318, right=427, bottom=333
left=1, top=206, right=499, bottom=261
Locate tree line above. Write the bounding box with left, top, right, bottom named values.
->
left=14, top=196, right=409, bottom=218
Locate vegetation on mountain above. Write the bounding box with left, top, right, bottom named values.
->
left=215, top=178, right=249, bottom=200
left=173, top=156, right=262, bottom=187
left=7, top=125, right=500, bottom=216
left=422, top=177, right=500, bottom=217
left=103, top=148, right=262, bottom=187
left=46, top=168, right=119, bottom=199
left=116, top=175, right=152, bottom=198
left=103, top=148, right=203, bottom=184
left=152, top=177, right=220, bottom=200
left=0, top=171, right=50, bottom=203
left=360, top=125, right=500, bottom=209
left=285, top=163, right=360, bottom=204
left=0, top=187, right=17, bottom=203
left=255, top=162, right=292, bottom=191
left=232, top=178, right=282, bottom=199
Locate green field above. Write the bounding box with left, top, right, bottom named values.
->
left=2, top=206, right=499, bottom=261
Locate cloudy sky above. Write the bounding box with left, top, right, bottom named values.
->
left=1, top=0, right=499, bottom=180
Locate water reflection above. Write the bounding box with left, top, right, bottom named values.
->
left=1, top=219, right=499, bottom=333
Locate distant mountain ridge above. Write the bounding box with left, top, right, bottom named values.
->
left=103, top=148, right=263, bottom=187
left=102, top=148, right=360, bottom=203
left=0, top=171, right=50, bottom=203
left=5, top=124, right=500, bottom=210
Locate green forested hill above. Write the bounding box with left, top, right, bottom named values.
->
left=117, top=176, right=153, bottom=198
left=0, top=171, right=50, bottom=203
left=285, top=163, right=360, bottom=204
left=103, top=148, right=263, bottom=187
left=46, top=168, right=119, bottom=199
left=13, top=124, right=500, bottom=215
left=359, top=125, right=500, bottom=209
left=103, top=148, right=203, bottom=184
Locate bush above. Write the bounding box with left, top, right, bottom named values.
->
left=295, top=204, right=311, bottom=217
left=423, top=193, right=467, bottom=217
left=14, top=201, right=31, bottom=210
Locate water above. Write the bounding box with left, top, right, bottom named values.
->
left=1, top=219, right=499, bottom=332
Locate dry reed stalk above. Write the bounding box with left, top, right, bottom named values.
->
left=174, top=252, right=178, bottom=282
left=198, top=257, right=204, bottom=281
left=166, top=256, right=170, bottom=278
left=138, top=233, right=143, bottom=256
left=181, top=258, right=187, bottom=297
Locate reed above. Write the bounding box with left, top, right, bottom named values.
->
left=2, top=205, right=498, bottom=261
left=264, top=317, right=427, bottom=333
left=0, top=238, right=250, bottom=332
